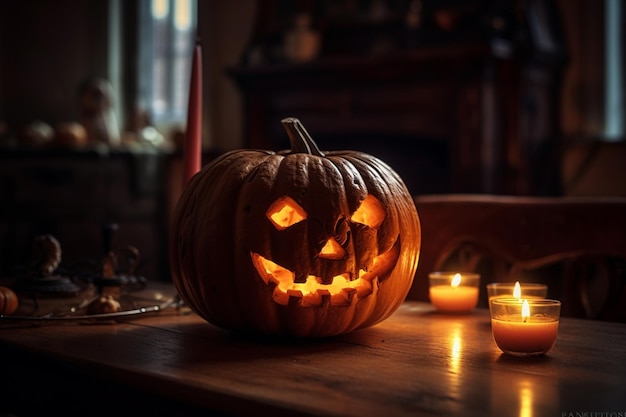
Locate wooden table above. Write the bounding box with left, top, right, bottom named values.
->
left=1, top=297, right=625, bottom=417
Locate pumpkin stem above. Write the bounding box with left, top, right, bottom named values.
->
left=281, top=117, right=325, bottom=157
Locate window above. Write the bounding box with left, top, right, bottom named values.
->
left=604, top=0, right=623, bottom=140
left=137, top=0, right=197, bottom=130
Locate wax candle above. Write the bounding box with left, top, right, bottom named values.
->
left=183, top=40, right=202, bottom=187
left=429, top=272, right=480, bottom=313
left=490, top=298, right=561, bottom=356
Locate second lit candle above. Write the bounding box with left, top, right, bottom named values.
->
left=429, top=272, right=480, bottom=313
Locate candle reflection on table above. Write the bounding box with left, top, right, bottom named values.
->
left=518, top=379, right=533, bottom=417
left=445, top=324, right=464, bottom=414
left=489, top=373, right=559, bottom=417
left=447, top=325, right=462, bottom=375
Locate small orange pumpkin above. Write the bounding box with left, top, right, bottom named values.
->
left=169, top=118, right=421, bottom=337
left=0, top=286, right=19, bottom=316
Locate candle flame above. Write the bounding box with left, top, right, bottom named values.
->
left=513, top=281, right=521, bottom=298
left=522, top=299, right=530, bottom=322
left=451, top=273, right=462, bottom=288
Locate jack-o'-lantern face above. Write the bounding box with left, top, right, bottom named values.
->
left=251, top=194, right=400, bottom=307
left=170, top=117, right=420, bottom=337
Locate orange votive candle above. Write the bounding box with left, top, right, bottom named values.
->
left=429, top=272, right=480, bottom=313
left=490, top=298, right=561, bottom=356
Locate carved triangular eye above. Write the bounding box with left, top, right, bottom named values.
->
left=351, top=195, right=385, bottom=228
left=267, top=196, right=307, bottom=230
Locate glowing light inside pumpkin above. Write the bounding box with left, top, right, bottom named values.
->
left=254, top=193, right=398, bottom=307
left=252, top=254, right=369, bottom=306
left=451, top=273, right=462, bottom=287
left=267, top=196, right=307, bottom=230
left=351, top=195, right=385, bottom=228
left=251, top=243, right=399, bottom=307
left=319, top=238, right=346, bottom=259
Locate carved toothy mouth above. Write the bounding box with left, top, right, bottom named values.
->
left=251, top=242, right=399, bottom=307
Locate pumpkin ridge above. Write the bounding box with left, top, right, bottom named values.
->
left=330, top=154, right=400, bottom=256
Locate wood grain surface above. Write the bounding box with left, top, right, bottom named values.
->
left=1, top=300, right=625, bottom=416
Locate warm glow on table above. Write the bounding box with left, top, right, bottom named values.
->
left=490, top=298, right=560, bottom=356
left=429, top=272, right=479, bottom=313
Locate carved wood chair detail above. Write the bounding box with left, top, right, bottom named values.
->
left=412, top=195, right=626, bottom=322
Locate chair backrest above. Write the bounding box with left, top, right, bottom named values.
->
left=411, top=194, right=626, bottom=322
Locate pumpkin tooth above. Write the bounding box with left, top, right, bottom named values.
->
left=355, top=279, right=373, bottom=298
left=287, top=289, right=303, bottom=298
left=253, top=252, right=382, bottom=306
left=293, top=273, right=308, bottom=284
left=319, top=294, right=332, bottom=307
left=358, top=269, right=372, bottom=281
left=330, top=288, right=356, bottom=306
left=319, top=276, right=335, bottom=285
left=272, top=287, right=290, bottom=306
left=301, top=292, right=323, bottom=307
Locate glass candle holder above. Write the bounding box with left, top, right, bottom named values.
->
left=486, top=282, right=548, bottom=301
left=490, top=298, right=561, bottom=356
left=429, top=272, right=480, bottom=313
left=486, top=282, right=548, bottom=315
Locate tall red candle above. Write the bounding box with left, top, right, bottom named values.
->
left=183, top=41, right=202, bottom=187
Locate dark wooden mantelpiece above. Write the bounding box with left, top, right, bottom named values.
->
left=228, top=1, right=566, bottom=196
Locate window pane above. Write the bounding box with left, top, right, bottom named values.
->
left=604, top=0, right=623, bottom=140
left=138, top=0, right=197, bottom=128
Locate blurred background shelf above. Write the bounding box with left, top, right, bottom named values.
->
left=0, top=148, right=172, bottom=281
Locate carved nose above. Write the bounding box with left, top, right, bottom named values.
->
left=319, top=238, right=346, bottom=260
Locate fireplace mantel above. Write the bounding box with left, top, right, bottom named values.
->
left=228, top=1, right=566, bottom=196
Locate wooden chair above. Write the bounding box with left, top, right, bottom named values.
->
left=410, top=194, right=626, bottom=322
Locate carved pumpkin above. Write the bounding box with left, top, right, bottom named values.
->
left=170, top=118, right=421, bottom=337
left=0, top=286, right=19, bottom=316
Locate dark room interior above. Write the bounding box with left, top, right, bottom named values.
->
left=1, top=0, right=624, bottom=280
left=0, top=2, right=625, bottom=415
